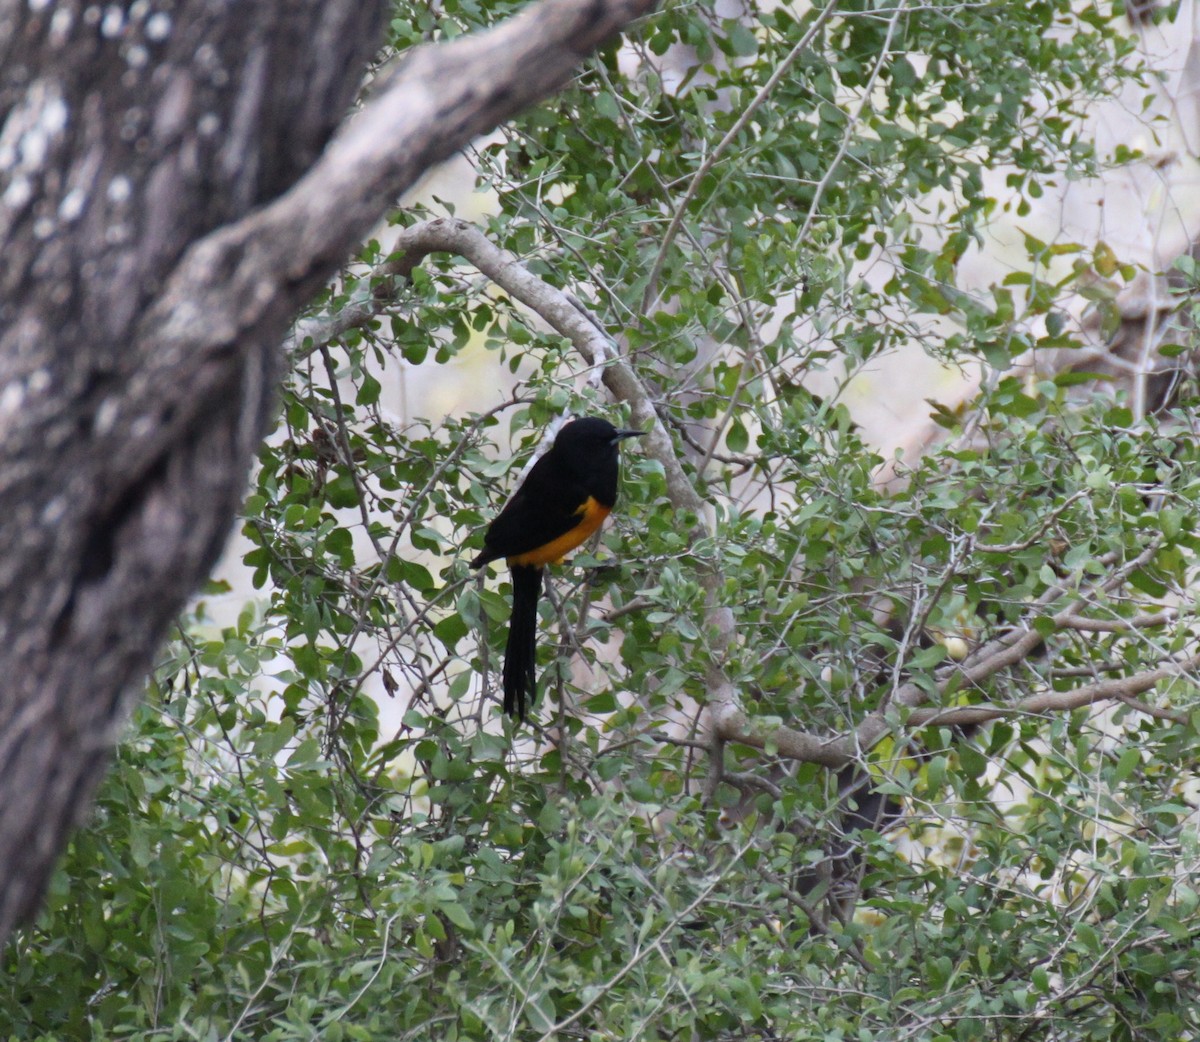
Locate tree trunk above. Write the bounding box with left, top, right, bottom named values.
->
left=0, top=0, right=655, bottom=942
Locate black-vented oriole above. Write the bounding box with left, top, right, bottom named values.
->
left=471, top=417, right=645, bottom=720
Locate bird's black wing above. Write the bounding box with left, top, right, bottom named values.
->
left=470, top=452, right=589, bottom=567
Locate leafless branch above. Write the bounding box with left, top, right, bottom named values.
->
left=907, top=652, right=1200, bottom=728
left=1057, top=609, right=1180, bottom=633
left=715, top=550, right=1197, bottom=768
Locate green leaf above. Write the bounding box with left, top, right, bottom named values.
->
left=726, top=417, right=749, bottom=454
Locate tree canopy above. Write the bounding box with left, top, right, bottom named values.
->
left=6, top=2, right=1200, bottom=1040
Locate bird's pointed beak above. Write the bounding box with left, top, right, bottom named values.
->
left=612, top=429, right=646, bottom=442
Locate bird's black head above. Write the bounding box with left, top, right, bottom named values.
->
left=546, top=417, right=645, bottom=504
left=554, top=416, right=645, bottom=455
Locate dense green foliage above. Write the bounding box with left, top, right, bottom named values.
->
left=6, top=2, right=1200, bottom=1040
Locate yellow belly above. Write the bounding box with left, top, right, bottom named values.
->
left=508, top=496, right=611, bottom=567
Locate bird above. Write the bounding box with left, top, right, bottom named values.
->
left=471, top=417, right=645, bottom=721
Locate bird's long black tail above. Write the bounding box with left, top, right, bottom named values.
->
left=503, top=565, right=543, bottom=720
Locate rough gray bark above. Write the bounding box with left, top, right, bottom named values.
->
left=0, top=0, right=655, bottom=942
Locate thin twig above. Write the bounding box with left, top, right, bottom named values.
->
left=640, top=0, right=842, bottom=312
left=975, top=490, right=1089, bottom=553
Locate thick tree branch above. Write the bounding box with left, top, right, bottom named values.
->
left=129, top=1, right=662, bottom=471
left=0, top=0, right=657, bottom=943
